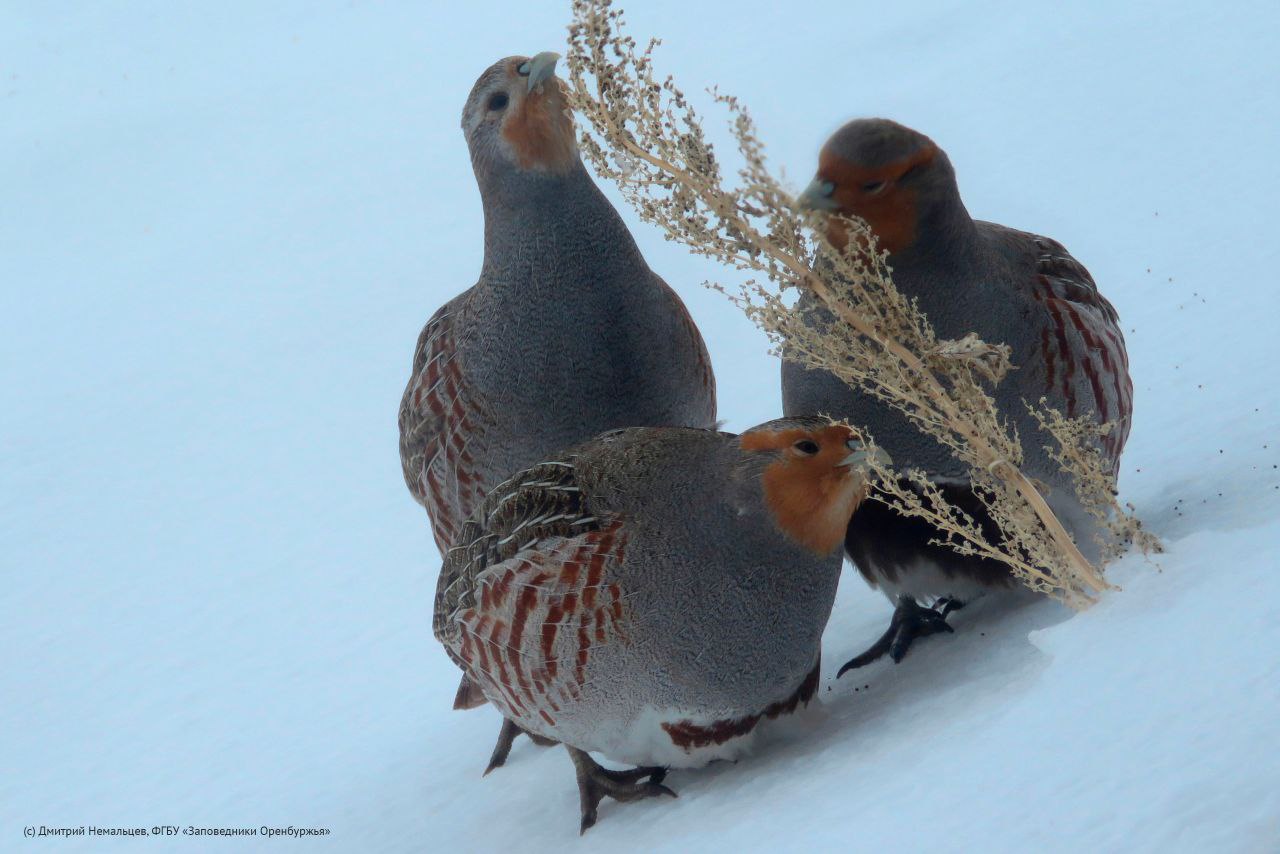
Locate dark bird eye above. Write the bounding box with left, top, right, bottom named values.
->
left=862, top=179, right=887, bottom=193
left=487, top=92, right=509, bottom=111
left=794, top=439, right=820, bottom=455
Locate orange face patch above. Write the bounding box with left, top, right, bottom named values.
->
left=501, top=72, right=576, bottom=174
left=817, top=143, right=938, bottom=255
left=741, top=425, right=870, bottom=556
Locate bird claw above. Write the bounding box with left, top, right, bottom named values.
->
left=887, top=604, right=952, bottom=663
left=935, top=596, right=965, bottom=619
left=567, top=747, right=675, bottom=834
left=838, top=596, right=964, bottom=676
left=483, top=718, right=559, bottom=776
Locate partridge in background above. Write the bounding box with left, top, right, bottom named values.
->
left=399, top=54, right=716, bottom=762
left=788, top=118, right=1132, bottom=670
left=434, top=417, right=885, bottom=832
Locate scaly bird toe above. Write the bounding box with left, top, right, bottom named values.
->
left=887, top=600, right=953, bottom=663
left=567, top=747, right=675, bottom=834
left=483, top=718, right=559, bottom=776
left=839, top=596, right=960, bottom=675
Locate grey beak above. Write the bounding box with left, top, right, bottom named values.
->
left=520, top=51, right=561, bottom=93
left=840, top=443, right=893, bottom=471
left=797, top=178, right=839, bottom=212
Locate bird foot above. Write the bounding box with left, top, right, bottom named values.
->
left=566, top=746, right=676, bottom=834
left=837, top=596, right=964, bottom=675
left=483, top=718, right=559, bottom=776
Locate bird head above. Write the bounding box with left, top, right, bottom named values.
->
left=796, top=118, right=956, bottom=255
left=738, top=416, right=890, bottom=556
left=461, top=52, right=577, bottom=180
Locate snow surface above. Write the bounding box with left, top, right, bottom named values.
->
left=3, top=1, right=1279, bottom=851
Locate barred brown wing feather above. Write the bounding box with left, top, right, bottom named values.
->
left=1022, top=233, right=1133, bottom=469
left=433, top=457, right=629, bottom=731
left=433, top=456, right=599, bottom=651
left=398, top=296, right=495, bottom=552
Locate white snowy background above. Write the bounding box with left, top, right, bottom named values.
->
left=4, top=1, right=1279, bottom=851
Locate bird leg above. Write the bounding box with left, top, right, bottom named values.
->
left=566, top=746, right=676, bottom=834
left=837, top=596, right=964, bottom=675
left=483, top=718, right=559, bottom=776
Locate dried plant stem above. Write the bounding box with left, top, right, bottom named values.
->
left=991, top=461, right=1103, bottom=588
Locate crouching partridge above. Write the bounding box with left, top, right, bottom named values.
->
left=433, top=417, right=886, bottom=832
left=788, top=119, right=1132, bottom=670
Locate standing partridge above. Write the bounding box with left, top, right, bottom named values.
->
left=399, top=53, right=716, bottom=763
left=434, top=417, right=886, bottom=832
left=789, top=118, right=1132, bottom=670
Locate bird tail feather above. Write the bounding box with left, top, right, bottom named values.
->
left=452, top=673, right=488, bottom=710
